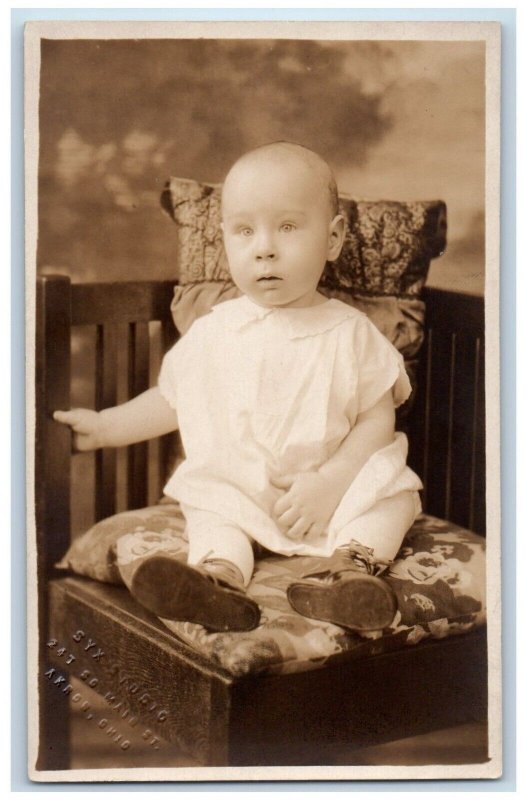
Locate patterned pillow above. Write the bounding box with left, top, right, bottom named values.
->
left=56, top=503, right=486, bottom=679
left=54, top=501, right=181, bottom=584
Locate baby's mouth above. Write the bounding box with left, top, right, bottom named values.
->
left=257, top=276, right=282, bottom=282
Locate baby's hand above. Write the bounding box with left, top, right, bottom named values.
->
left=53, top=408, right=104, bottom=451
left=271, top=472, right=343, bottom=541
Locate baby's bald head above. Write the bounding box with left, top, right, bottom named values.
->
left=221, top=142, right=346, bottom=307
left=222, top=142, right=339, bottom=221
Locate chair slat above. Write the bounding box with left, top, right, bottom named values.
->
left=447, top=331, right=477, bottom=530
left=94, top=324, right=118, bottom=521
left=158, top=319, right=180, bottom=492
left=473, top=340, right=487, bottom=534
left=425, top=328, right=452, bottom=521
left=127, top=322, right=150, bottom=509
left=469, top=338, right=482, bottom=530
left=444, top=332, right=457, bottom=520
left=421, top=329, right=434, bottom=511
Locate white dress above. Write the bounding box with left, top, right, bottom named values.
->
left=158, top=295, right=422, bottom=558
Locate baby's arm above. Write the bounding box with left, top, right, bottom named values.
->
left=54, top=386, right=179, bottom=451
left=273, top=391, right=395, bottom=540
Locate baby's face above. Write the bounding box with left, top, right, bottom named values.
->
left=221, top=158, right=344, bottom=308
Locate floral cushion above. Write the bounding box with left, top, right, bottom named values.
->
left=56, top=503, right=485, bottom=678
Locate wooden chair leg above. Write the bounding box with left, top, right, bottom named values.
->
left=37, top=666, right=71, bottom=771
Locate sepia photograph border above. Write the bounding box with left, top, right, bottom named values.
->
left=19, top=11, right=512, bottom=787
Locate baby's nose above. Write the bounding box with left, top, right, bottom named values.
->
left=254, top=231, right=277, bottom=260
left=256, top=250, right=276, bottom=261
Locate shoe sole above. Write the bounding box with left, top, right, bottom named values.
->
left=287, top=574, right=397, bottom=631
left=129, top=555, right=261, bottom=632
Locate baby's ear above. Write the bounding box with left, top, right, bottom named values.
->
left=327, top=214, right=346, bottom=261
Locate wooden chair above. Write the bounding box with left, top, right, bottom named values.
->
left=35, top=274, right=487, bottom=770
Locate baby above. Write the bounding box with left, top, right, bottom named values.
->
left=55, top=142, right=422, bottom=634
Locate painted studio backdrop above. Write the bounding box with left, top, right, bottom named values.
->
left=38, top=37, right=485, bottom=295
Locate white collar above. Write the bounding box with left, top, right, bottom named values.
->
left=211, top=294, right=361, bottom=340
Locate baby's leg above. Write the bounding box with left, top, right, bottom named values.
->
left=337, top=490, right=420, bottom=563
left=184, top=505, right=255, bottom=587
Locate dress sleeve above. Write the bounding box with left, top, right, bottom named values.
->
left=158, top=341, right=181, bottom=411
left=353, top=314, right=412, bottom=414
left=158, top=326, right=198, bottom=411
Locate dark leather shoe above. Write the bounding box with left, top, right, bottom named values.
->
left=128, top=554, right=261, bottom=632
left=287, top=572, right=397, bottom=631
left=286, top=542, right=397, bottom=631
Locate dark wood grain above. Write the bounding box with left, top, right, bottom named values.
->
left=71, top=281, right=176, bottom=326
left=49, top=577, right=233, bottom=765
left=229, top=628, right=487, bottom=766
left=422, top=287, right=484, bottom=334
left=48, top=578, right=487, bottom=767
left=472, top=338, right=486, bottom=534
left=36, top=276, right=72, bottom=573
left=407, top=289, right=485, bottom=534
left=36, top=275, right=73, bottom=770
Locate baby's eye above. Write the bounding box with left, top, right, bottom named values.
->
left=280, top=223, right=296, bottom=233
left=239, top=227, right=253, bottom=237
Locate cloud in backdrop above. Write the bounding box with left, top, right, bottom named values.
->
left=38, top=37, right=484, bottom=292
